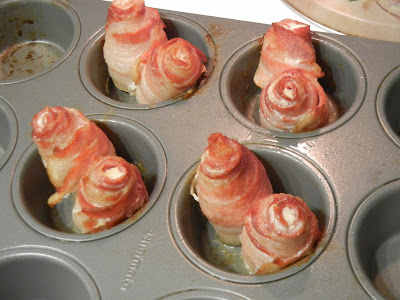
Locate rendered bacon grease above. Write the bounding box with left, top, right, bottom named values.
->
left=104, top=0, right=207, bottom=103
left=72, top=155, right=149, bottom=234
left=259, top=69, right=330, bottom=132
left=135, top=38, right=207, bottom=104
left=31, top=106, right=116, bottom=207
left=253, top=18, right=323, bottom=89
left=191, top=133, right=273, bottom=245
left=241, top=193, right=320, bottom=274
left=103, top=0, right=168, bottom=95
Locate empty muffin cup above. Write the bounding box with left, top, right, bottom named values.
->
left=0, top=247, right=99, bottom=300
left=377, top=65, right=400, bottom=148
left=348, top=179, right=400, bottom=300
left=169, top=143, right=336, bottom=283
left=12, top=114, right=167, bottom=241
left=79, top=13, right=215, bottom=109
left=0, top=97, right=17, bottom=170
left=220, top=34, right=366, bottom=138
left=0, top=0, right=80, bottom=83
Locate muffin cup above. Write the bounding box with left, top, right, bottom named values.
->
left=0, top=97, right=17, bottom=170
left=377, top=65, right=400, bottom=148
left=79, top=12, right=216, bottom=109
left=12, top=114, right=167, bottom=241
left=220, top=34, right=366, bottom=138
left=169, top=143, right=336, bottom=283
left=0, top=246, right=99, bottom=300
left=0, top=0, right=80, bottom=83
left=348, top=179, right=400, bottom=300
left=158, top=288, right=249, bottom=300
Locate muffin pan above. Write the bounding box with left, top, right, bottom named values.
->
left=1, top=0, right=400, bottom=299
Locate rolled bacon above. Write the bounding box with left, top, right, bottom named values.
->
left=191, top=133, right=273, bottom=245
left=253, top=18, right=323, bottom=89
left=103, top=0, right=168, bottom=95
left=259, top=69, right=330, bottom=132
left=31, top=106, right=116, bottom=206
left=72, top=155, right=149, bottom=234
left=241, top=193, right=320, bottom=274
left=135, top=37, right=207, bottom=104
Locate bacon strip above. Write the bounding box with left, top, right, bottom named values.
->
left=241, top=193, right=320, bottom=274
left=72, top=155, right=149, bottom=233
left=254, top=18, right=323, bottom=89
left=191, top=133, right=273, bottom=245
left=103, top=0, right=168, bottom=95
left=259, top=69, right=330, bottom=132
left=31, top=107, right=116, bottom=206
left=135, top=38, right=207, bottom=104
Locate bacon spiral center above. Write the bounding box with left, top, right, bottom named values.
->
left=260, top=69, right=329, bottom=132
left=199, top=133, right=242, bottom=179
left=268, top=74, right=316, bottom=116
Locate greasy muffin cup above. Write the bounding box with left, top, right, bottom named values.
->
left=12, top=114, right=166, bottom=241
left=0, top=0, right=80, bottom=83
left=169, top=143, right=336, bottom=283
left=220, top=34, right=366, bottom=138
left=79, top=13, right=215, bottom=109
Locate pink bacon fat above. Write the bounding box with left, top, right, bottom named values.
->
left=72, top=155, right=149, bottom=234
left=259, top=69, right=330, bottom=133
left=253, top=18, right=324, bottom=89
left=103, top=0, right=168, bottom=95
left=241, top=193, right=320, bottom=274
left=135, top=37, right=207, bottom=104
left=31, top=106, right=116, bottom=207
left=191, top=133, right=273, bottom=245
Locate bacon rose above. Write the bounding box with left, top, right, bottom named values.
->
left=135, top=37, right=207, bottom=104
left=72, top=155, right=149, bottom=234
left=259, top=69, right=330, bottom=132
left=241, top=193, right=320, bottom=274
left=103, top=0, right=168, bottom=95
left=191, top=133, right=273, bottom=245
left=31, top=106, right=116, bottom=206
left=254, top=18, right=323, bottom=89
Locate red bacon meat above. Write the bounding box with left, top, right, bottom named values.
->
left=135, top=38, right=207, bottom=104
left=191, top=133, right=273, bottom=245
left=254, top=18, right=323, bottom=89
left=241, top=193, right=320, bottom=274
left=103, top=0, right=168, bottom=95
left=72, top=155, right=148, bottom=234
left=259, top=69, right=330, bottom=132
left=31, top=106, right=116, bottom=206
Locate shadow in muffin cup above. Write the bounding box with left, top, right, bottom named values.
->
left=11, top=115, right=167, bottom=241
left=0, top=97, right=17, bottom=170
left=220, top=34, right=366, bottom=138
left=0, top=247, right=99, bottom=300
left=348, top=179, right=400, bottom=300
left=79, top=12, right=216, bottom=109
left=0, top=0, right=80, bottom=84
left=377, top=65, right=400, bottom=148
left=168, top=143, right=336, bottom=283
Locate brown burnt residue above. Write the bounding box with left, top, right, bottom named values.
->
left=0, top=41, right=62, bottom=80
left=23, top=19, right=35, bottom=25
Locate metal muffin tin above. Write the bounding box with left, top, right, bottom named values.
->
left=1, top=0, right=400, bottom=299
